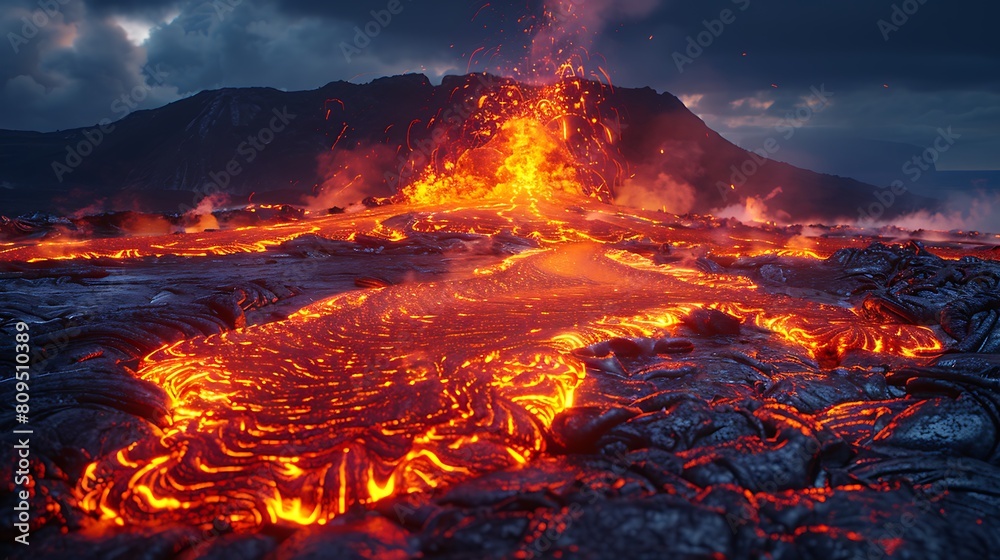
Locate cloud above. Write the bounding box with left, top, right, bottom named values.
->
left=521, top=0, right=663, bottom=81
left=305, top=144, right=399, bottom=210
left=0, top=0, right=470, bottom=130
left=615, top=138, right=704, bottom=214
left=713, top=187, right=787, bottom=224
left=863, top=190, right=1000, bottom=234
left=0, top=3, right=179, bottom=131
left=616, top=172, right=696, bottom=214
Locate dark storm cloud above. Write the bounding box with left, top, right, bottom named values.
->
left=1, top=0, right=996, bottom=168
left=594, top=0, right=999, bottom=170
left=0, top=0, right=178, bottom=131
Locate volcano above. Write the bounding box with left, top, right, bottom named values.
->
left=2, top=72, right=999, bottom=559
left=0, top=73, right=938, bottom=222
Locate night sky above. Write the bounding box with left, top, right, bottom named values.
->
left=2, top=0, right=997, bottom=179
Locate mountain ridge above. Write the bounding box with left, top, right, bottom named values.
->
left=0, top=73, right=935, bottom=220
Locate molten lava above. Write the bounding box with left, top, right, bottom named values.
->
left=405, top=117, right=587, bottom=205
left=67, top=187, right=950, bottom=532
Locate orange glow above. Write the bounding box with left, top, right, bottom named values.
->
left=366, top=466, right=396, bottom=503
left=405, top=117, right=587, bottom=205
left=265, top=492, right=323, bottom=526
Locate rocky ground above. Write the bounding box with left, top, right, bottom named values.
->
left=2, top=201, right=999, bottom=559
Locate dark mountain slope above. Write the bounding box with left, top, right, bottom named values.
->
left=0, top=73, right=931, bottom=220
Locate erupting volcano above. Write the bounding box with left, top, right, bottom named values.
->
left=2, top=1, right=999, bottom=559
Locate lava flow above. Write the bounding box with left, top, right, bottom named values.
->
left=66, top=114, right=963, bottom=533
